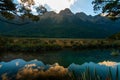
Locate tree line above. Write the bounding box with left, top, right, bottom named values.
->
left=0, top=0, right=120, bottom=25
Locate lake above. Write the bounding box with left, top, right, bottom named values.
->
left=0, top=49, right=120, bottom=67
left=0, top=49, right=120, bottom=80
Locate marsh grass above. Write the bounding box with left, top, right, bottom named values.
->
left=68, top=66, right=119, bottom=80
left=29, top=67, right=118, bottom=80
left=0, top=56, right=119, bottom=80
left=0, top=37, right=120, bottom=52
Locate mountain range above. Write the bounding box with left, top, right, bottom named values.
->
left=0, top=8, right=120, bottom=38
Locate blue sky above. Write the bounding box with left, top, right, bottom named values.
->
left=15, top=0, right=99, bottom=16
left=70, top=0, right=97, bottom=15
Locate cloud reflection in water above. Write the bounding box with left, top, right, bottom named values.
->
left=0, top=59, right=120, bottom=80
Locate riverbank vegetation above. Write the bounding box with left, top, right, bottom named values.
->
left=1, top=63, right=119, bottom=80
left=0, top=37, right=120, bottom=52
left=109, top=32, right=120, bottom=40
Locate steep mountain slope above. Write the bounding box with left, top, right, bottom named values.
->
left=0, top=8, right=120, bottom=38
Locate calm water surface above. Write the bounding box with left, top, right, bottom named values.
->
left=0, top=49, right=120, bottom=67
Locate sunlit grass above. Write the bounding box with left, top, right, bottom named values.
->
left=0, top=37, right=120, bottom=52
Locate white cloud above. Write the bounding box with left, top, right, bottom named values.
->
left=17, top=0, right=77, bottom=13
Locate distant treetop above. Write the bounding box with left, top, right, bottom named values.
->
left=92, top=0, right=120, bottom=20
left=0, top=0, right=47, bottom=25
left=0, top=0, right=120, bottom=25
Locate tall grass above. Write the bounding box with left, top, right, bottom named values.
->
left=69, top=66, right=119, bottom=80
left=0, top=37, right=120, bottom=52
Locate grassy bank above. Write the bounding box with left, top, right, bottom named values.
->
left=0, top=37, right=120, bottom=52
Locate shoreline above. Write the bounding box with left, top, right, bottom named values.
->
left=0, top=37, right=120, bottom=52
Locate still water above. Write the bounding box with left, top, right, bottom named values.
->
left=0, top=49, right=120, bottom=80
left=0, top=49, right=120, bottom=67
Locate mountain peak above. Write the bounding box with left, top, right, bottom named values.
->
left=76, top=12, right=87, bottom=16
left=59, top=8, right=73, bottom=16
left=75, top=12, right=89, bottom=21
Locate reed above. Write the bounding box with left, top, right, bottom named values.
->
left=0, top=37, right=120, bottom=52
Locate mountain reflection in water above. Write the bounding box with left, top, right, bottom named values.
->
left=0, top=49, right=120, bottom=67
left=0, top=59, right=120, bottom=80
